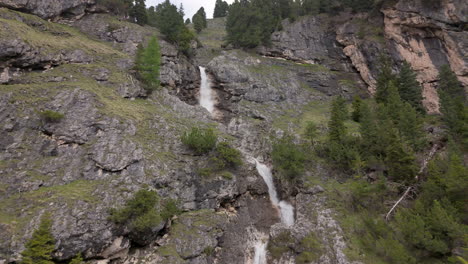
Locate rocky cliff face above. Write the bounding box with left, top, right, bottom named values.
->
left=261, top=0, right=467, bottom=113
left=337, top=0, right=467, bottom=113
left=0, top=0, right=96, bottom=20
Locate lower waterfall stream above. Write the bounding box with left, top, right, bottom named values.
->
left=197, top=66, right=295, bottom=263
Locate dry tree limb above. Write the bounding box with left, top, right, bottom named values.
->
left=385, top=144, right=440, bottom=221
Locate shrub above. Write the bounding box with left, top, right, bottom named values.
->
left=160, top=199, right=182, bottom=220
left=197, top=167, right=213, bottom=178
left=40, top=110, right=64, bottom=123
left=21, top=215, right=55, bottom=264
left=303, top=121, right=318, bottom=142
left=272, top=135, right=306, bottom=182
left=69, top=253, right=84, bottom=264
left=296, top=233, right=323, bottom=264
left=109, top=189, right=162, bottom=233
left=211, top=142, right=243, bottom=170
left=181, top=127, right=217, bottom=155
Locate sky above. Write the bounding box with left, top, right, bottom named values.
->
left=146, top=0, right=234, bottom=20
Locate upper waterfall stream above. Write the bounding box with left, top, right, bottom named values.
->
left=199, top=66, right=215, bottom=115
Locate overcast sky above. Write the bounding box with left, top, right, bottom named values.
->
left=146, top=0, right=234, bottom=20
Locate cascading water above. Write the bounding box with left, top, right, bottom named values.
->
left=198, top=66, right=215, bottom=114
left=255, top=160, right=295, bottom=226
left=253, top=240, right=268, bottom=264
left=251, top=160, right=295, bottom=263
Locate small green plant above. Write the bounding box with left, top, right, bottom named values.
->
left=296, top=233, right=323, bottom=264
left=267, top=231, right=294, bottom=259
left=21, top=214, right=55, bottom=264
left=203, top=246, right=215, bottom=256
left=271, top=135, right=306, bottom=182
left=304, top=121, right=318, bottom=142
left=220, top=171, right=233, bottom=180
left=197, top=167, right=213, bottom=178
left=109, top=189, right=161, bottom=233
left=69, top=253, right=84, bottom=264
left=211, top=142, right=242, bottom=170
left=40, top=110, right=64, bottom=123
left=181, top=127, right=217, bottom=155
left=160, top=199, right=182, bottom=220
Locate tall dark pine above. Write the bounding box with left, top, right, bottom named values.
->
left=131, top=0, right=148, bottom=25
left=397, top=62, right=425, bottom=113
left=375, top=55, right=396, bottom=104
left=328, top=96, right=348, bottom=143
left=214, top=0, right=229, bottom=17
left=437, top=65, right=467, bottom=141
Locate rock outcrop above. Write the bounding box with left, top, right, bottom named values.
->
left=0, top=0, right=96, bottom=19
left=336, top=0, right=467, bottom=113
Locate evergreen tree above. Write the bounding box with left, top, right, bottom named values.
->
left=193, top=7, right=207, bottom=33
left=384, top=128, right=417, bottom=184
left=397, top=61, right=425, bottom=114
left=178, top=3, right=185, bottom=17
left=328, top=96, right=348, bottom=143
left=152, top=0, right=194, bottom=55
left=226, top=0, right=280, bottom=48
left=21, top=215, right=55, bottom=264
left=147, top=6, right=157, bottom=27
left=437, top=65, right=467, bottom=143
left=131, top=0, right=148, bottom=25
left=135, top=35, right=161, bottom=92
left=185, top=18, right=191, bottom=24
left=193, top=13, right=204, bottom=33
left=375, top=55, right=396, bottom=104
left=351, top=95, right=362, bottom=122
left=214, top=0, right=229, bottom=17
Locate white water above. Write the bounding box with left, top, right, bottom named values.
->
left=253, top=240, right=268, bottom=264
left=255, top=160, right=295, bottom=227
left=198, top=66, right=215, bottom=114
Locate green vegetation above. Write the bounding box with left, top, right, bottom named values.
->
left=272, top=135, right=306, bottom=182
left=213, top=0, right=229, bottom=18
left=39, top=110, right=64, bottom=123
left=192, top=7, right=207, bottom=33
left=149, top=0, right=195, bottom=55
left=437, top=65, right=467, bottom=146
left=135, top=35, right=161, bottom=93
left=268, top=231, right=294, bottom=259
left=397, top=62, right=425, bottom=113
left=21, top=215, right=55, bottom=264
left=109, top=189, right=180, bottom=234
left=226, top=0, right=378, bottom=48
left=181, top=127, right=217, bottom=155
left=69, top=253, right=84, bottom=264
left=211, top=142, right=243, bottom=170
left=296, top=232, right=323, bottom=263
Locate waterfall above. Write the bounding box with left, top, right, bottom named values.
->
left=253, top=240, right=267, bottom=264
left=255, top=160, right=295, bottom=227
left=199, top=66, right=215, bottom=114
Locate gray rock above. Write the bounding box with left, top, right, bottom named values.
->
left=0, top=0, right=96, bottom=19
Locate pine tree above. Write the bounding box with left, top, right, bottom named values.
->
left=384, top=129, right=417, bottom=184
left=135, top=35, right=160, bottom=92
left=193, top=13, right=204, bottom=33
left=437, top=65, right=467, bottom=143
left=21, top=215, right=55, bottom=264
left=178, top=3, right=185, bottom=17
left=131, top=0, right=148, bottom=25
left=397, top=62, right=425, bottom=114
left=214, top=0, right=229, bottom=17
left=328, top=96, right=348, bottom=143
left=185, top=18, right=191, bottom=24
left=351, top=95, right=362, bottom=122
left=375, top=55, right=396, bottom=104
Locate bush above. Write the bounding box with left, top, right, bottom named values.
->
left=160, top=199, right=182, bottom=220
left=304, top=121, right=318, bottom=142
left=181, top=127, right=217, bottom=155
left=211, top=142, right=243, bottom=170
left=21, top=215, right=55, bottom=264
left=271, top=135, right=306, bottom=182
left=296, top=233, right=323, bottom=264
left=69, top=253, right=84, bottom=264
left=40, top=110, right=64, bottom=123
